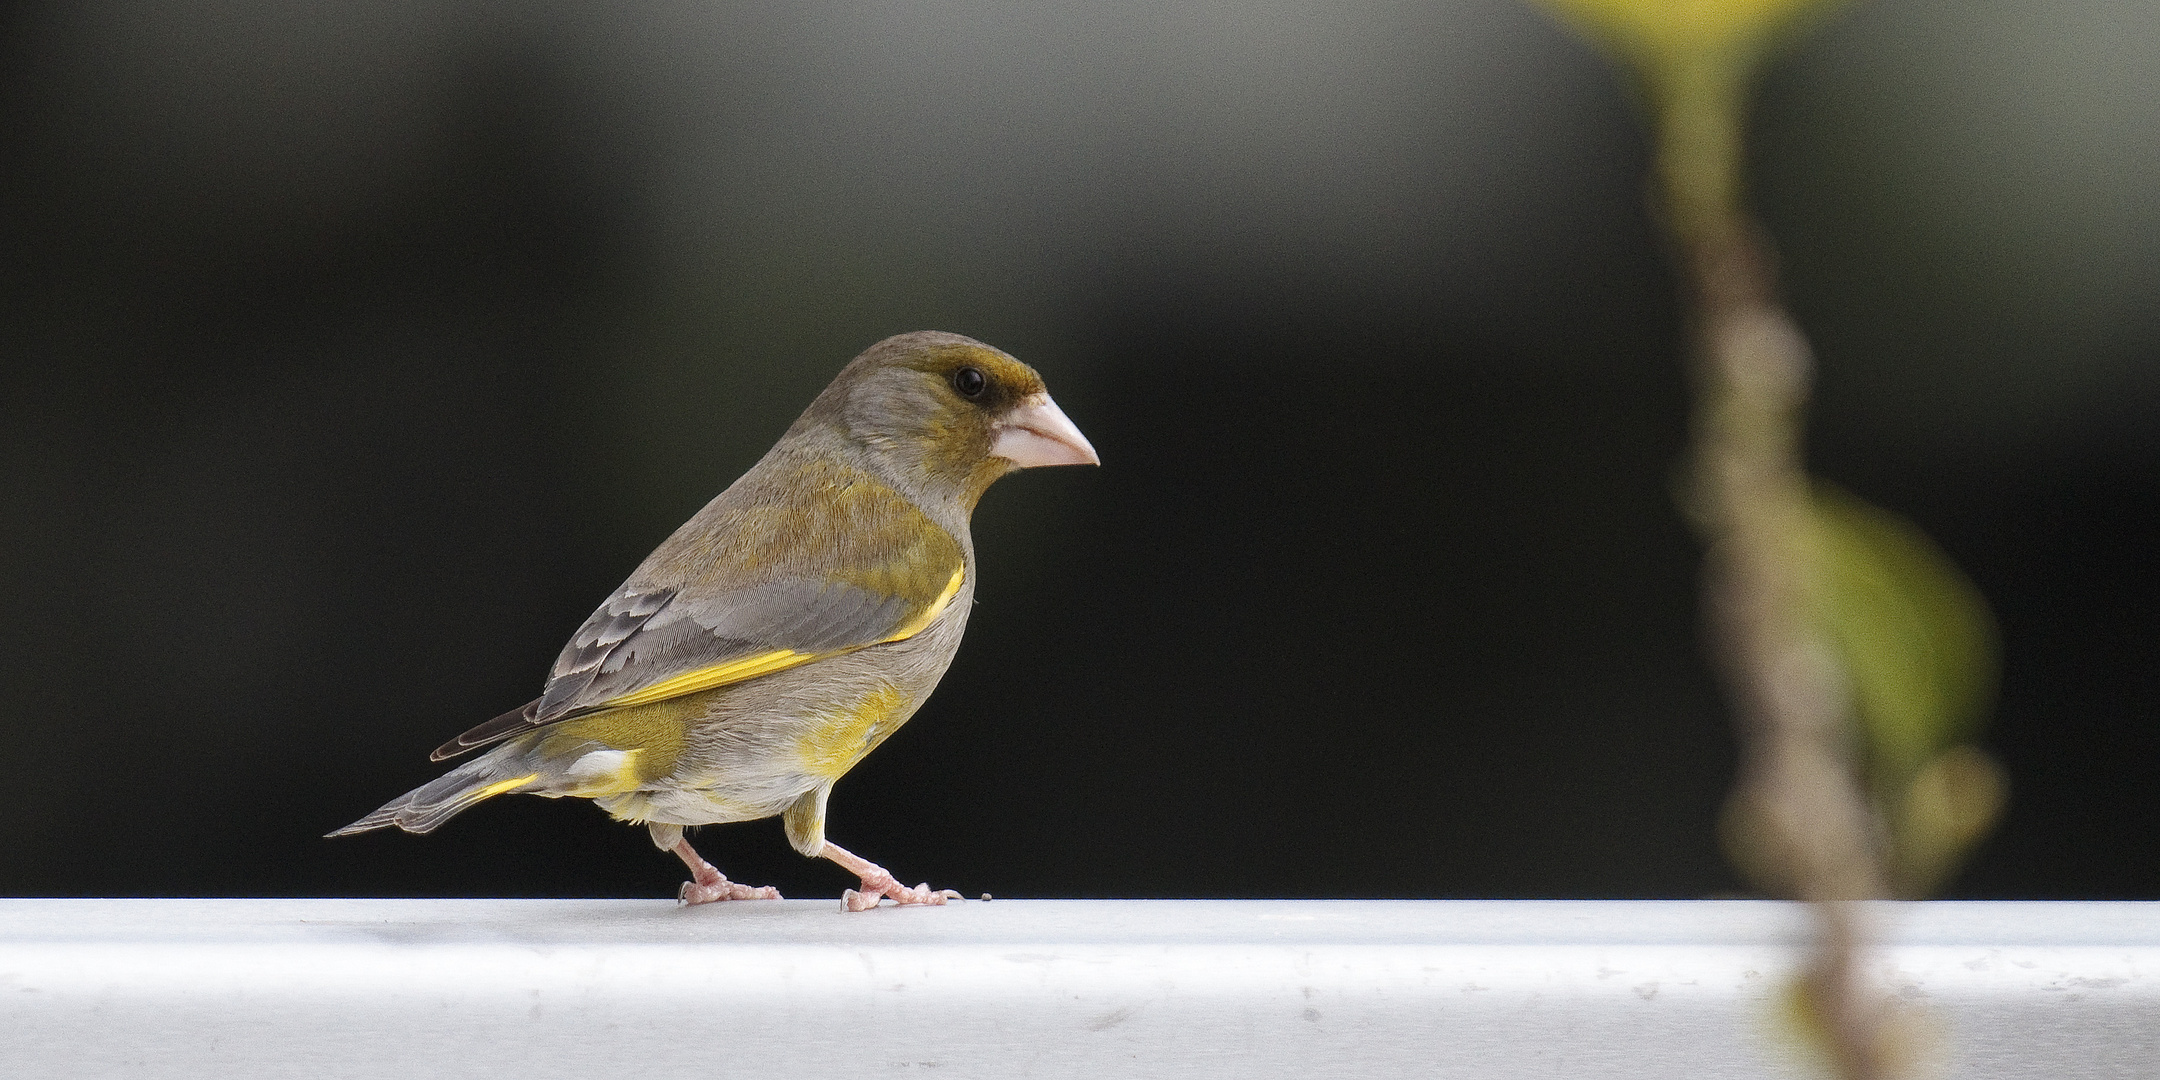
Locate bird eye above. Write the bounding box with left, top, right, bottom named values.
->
left=952, top=366, right=987, bottom=399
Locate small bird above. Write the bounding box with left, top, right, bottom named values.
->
left=331, top=332, right=1098, bottom=910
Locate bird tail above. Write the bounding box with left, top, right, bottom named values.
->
left=326, top=754, right=542, bottom=838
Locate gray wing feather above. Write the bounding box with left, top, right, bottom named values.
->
left=531, top=577, right=922, bottom=723
left=536, top=587, right=677, bottom=720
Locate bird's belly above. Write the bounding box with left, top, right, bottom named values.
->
left=584, top=742, right=823, bottom=826
left=597, top=782, right=796, bottom=827
left=588, top=659, right=935, bottom=827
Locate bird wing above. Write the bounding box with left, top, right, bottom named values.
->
left=432, top=476, right=966, bottom=760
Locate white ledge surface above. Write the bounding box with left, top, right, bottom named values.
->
left=2, top=899, right=2155, bottom=1078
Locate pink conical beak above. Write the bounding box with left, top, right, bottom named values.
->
left=990, top=393, right=1099, bottom=468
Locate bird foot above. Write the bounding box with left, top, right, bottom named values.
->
left=671, top=837, right=781, bottom=905
left=822, top=841, right=961, bottom=912
left=678, top=876, right=783, bottom=905
left=841, top=881, right=964, bottom=912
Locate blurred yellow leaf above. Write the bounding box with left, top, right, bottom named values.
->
left=1531, top=0, right=1845, bottom=65
left=1807, top=483, right=1998, bottom=787
left=1891, top=745, right=2008, bottom=896
left=1770, top=966, right=1945, bottom=1076
left=1526, top=0, right=1853, bottom=237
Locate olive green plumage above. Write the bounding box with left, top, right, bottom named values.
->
left=331, top=332, right=1097, bottom=907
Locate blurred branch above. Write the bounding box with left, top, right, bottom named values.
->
left=1527, top=1, right=2007, bottom=1077
left=1680, top=192, right=1897, bottom=1080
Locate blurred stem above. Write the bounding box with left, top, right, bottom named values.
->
left=1655, top=49, right=1897, bottom=1080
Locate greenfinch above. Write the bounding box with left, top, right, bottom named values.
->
left=332, top=332, right=1098, bottom=910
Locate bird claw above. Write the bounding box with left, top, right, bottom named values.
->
left=678, top=878, right=782, bottom=905
left=670, top=837, right=780, bottom=905
left=819, top=841, right=959, bottom=912
left=840, top=875, right=964, bottom=912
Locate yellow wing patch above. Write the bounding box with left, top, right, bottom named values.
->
left=600, top=649, right=816, bottom=709
left=475, top=773, right=539, bottom=799
left=592, top=566, right=963, bottom=713
left=879, top=567, right=966, bottom=644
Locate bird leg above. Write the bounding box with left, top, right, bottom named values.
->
left=672, top=837, right=782, bottom=905
left=819, top=840, right=962, bottom=912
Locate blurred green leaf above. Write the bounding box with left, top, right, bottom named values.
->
left=1807, top=482, right=2004, bottom=895
left=1807, top=482, right=1998, bottom=784
left=1891, top=745, right=2008, bottom=897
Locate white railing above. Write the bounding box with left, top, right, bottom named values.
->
left=3, top=899, right=2153, bottom=1078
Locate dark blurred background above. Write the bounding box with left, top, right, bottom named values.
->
left=3, top=0, right=2155, bottom=901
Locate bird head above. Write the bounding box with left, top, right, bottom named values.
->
left=808, top=331, right=1099, bottom=508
